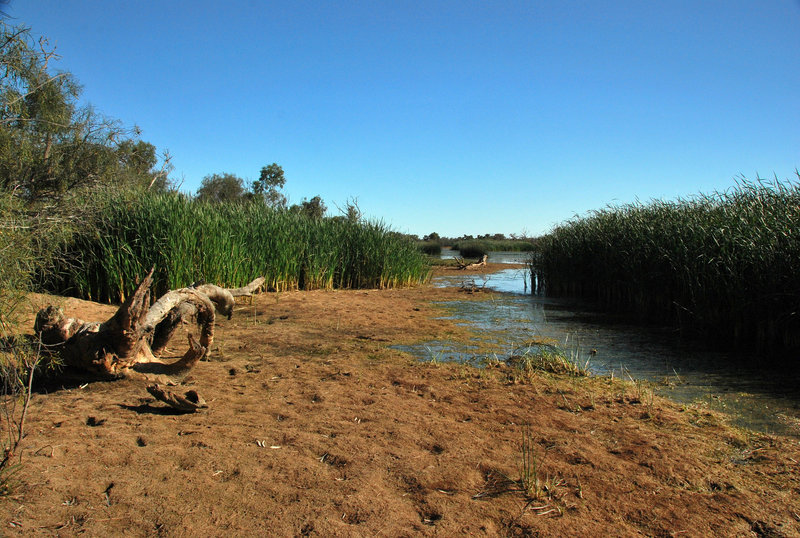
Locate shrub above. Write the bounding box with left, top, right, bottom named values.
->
left=456, top=241, right=489, bottom=259
left=418, top=241, right=442, bottom=256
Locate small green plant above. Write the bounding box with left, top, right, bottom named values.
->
left=249, top=298, right=260, bottom=326
left=424, top=346, right=443, bottom=365
left=518, top=423, right=544, bottom=499
left=472, top=426, right=565, bottom=514
left=0, top=191, right=62, bottom=495
left=615, top=366, right=630, bottom=402
left=641, top=385, right=656, bottom=418
left=630, top=375, right=644, bottom=402
left=0, top=337, right=46, bottom=496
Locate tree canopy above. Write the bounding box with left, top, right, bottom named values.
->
left=252, top=163, right=286, bottom=208
left=196, top=172, right=247, bottom=203
left=291, top=195, right=326, bottom=219
left=0, top=21, right=172, bottom=201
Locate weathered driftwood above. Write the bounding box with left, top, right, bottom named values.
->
left=34, top=270, right=265, bottom=387
left=459, top=278, right=488, bottom=293
left=149, top=278, right=264, bottom=354
left=455, top=254, right=488, bottom=270
left=226, top=276, right=266, bottom=297
left=146, top=383, right=208, bottom=412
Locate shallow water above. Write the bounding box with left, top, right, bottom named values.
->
left=397, top=257, right=800, bottom=438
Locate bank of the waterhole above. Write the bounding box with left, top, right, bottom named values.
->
left=1, top=283, right=799, bottom=536
left=415, top=262, right=800, bottom=440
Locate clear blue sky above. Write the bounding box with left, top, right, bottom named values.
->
left=8, top=1, right=800, bottom=238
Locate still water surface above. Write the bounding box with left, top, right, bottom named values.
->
left=397, top=251, right=800, bottom=437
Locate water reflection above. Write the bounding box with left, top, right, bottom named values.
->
left=399, top=262, right=800, bottom=437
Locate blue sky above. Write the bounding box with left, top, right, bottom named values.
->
left=8, top=1, right=800, bottom=237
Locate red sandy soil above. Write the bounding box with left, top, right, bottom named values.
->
left=1, top=264, right=799, bottom=536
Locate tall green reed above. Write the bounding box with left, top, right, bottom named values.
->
left=46, top=192, right=430, bottom=302
left=531, top=175, right=800, bottom=354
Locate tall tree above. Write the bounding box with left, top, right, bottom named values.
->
left=251, top=163, right=286, bottom=208
left=107, top=140, right=172, bottom=191
left=0, top=21, right=170, bottom=200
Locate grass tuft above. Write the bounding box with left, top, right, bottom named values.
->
left=507, top=339, right=591, bottom=377
left=518, top=422, right=544, bottom=499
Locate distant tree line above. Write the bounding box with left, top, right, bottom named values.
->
left=413, top=232, right=538, bottom=257
left=418, top=232, right=533, bottom=244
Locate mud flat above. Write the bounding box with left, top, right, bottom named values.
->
left=1, top=280, right=799, bottom=536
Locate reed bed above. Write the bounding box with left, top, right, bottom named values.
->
left=45, top=192, right=431, bottom=303
left=417, top=240, right=442, bottom=256
left=451, top=239, right=535, bottom=257
left=532, top=175, right=800, bottom=353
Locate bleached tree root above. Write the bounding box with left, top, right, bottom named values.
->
left=226, top=276, right=266, bottom=298
left=455, top=255, right=488, bottom=270
left=34, top=270, right=265, bottom=385
left=130, top=334, right=206, bottom=385
left=146, top=383, right=208, bottom=412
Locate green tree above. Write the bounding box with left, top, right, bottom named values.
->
left=291, top=195, right=326, bottom=219
left=0, top=21, right=169, bottom=200
left=112, top=139, right=172, bottom=191
left=251, top=163, right=286, bottom=208
left=196, top=172, right=247, bottom=203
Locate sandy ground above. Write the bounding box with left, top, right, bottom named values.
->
left=2, top=264, right=799, bottom=536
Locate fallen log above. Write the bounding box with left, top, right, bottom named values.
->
left=459, top=278, right=488, bottom=293
left=226, top=276, right=265, bottom=297
left=146, top=383, right=208, bottom=412
left=34, top=270, right=265, bottom=385
left=455, top=254, right=488, bottom=270
left=225, top=276, right=266, bottom=306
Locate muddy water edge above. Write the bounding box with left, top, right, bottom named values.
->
left=397, top=252, right=800, bottom=438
